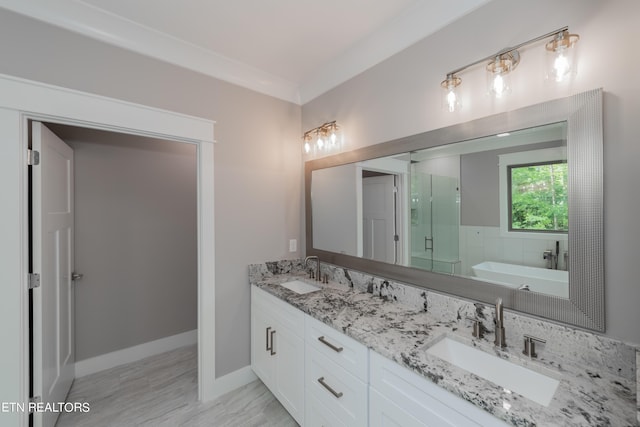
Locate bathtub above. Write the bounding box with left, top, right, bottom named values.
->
left=471, top=261, right=568, bottom=298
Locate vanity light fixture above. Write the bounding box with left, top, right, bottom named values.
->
left=545, top=30, right=580, bottom=83
left=441, top=26, right=579, bottom=111
left=303, top=121, right=340, bottom=154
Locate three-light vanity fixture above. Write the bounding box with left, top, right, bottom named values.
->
left=441, top=27, right=580, bottom=112
left=303, top=120, right=341, bottom=154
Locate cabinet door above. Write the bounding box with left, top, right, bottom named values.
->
left=370, top=388, right=425, bottom=427
left=251, top=301, right=275, bottom=388
left=273, top=321, right=305, bottom=425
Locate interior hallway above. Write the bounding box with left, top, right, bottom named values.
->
left=56, top=346, right=297, bottom=426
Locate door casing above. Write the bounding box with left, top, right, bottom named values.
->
left=0, top=73, right=216, bottom=427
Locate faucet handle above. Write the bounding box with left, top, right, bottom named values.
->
left=465, top=317, right=485, bottom=339
left=523, top=334, right=546, bottom=358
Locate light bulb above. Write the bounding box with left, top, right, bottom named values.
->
left=304, top=141, right=310, bottom=153
left=492, top=74, right=505, bottom=98
left=553, top=52, right=570, bottom=82
left=317, top=137, right=324, bottom=149
left=441, top=75, right=461, bottom=112
left=330, top=131, right=337, bottom=145
left=446, top=89, right=457, bottom=113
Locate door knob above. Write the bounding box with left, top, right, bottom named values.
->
left=71, top=272, right=84, bottom=281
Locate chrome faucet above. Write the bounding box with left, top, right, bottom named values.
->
left=494, top=298, right=506, bottom=348
left=522, top=334, right=546, bottom=358
left=543, top=250, right=557, bottom=269
left=304, top=256, right=321, bottom=282
left=544, top=241, right=561, bottom=269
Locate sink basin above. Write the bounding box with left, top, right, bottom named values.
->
left=426, top=337, right=559, bottom=407
left=279, top=280, right=321, bottom=294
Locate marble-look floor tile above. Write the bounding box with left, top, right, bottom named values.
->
left=56, top=345, right=297, bottom=427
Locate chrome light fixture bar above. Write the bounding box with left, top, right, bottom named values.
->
left=441, top=27, right=579, bottom=112
left=303, top=121, right=340, bottom=154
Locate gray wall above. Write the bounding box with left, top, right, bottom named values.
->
left=302, top=0, right=640, bottom=346
left=312, top=164, right=359, bottom=256
left=49, top=126, right=197, bottom=361
left=0, top=9, right=302, bottom=377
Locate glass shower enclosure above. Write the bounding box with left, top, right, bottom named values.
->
left=410, top=170, right=460, bottom=274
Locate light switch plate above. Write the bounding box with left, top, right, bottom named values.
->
left=289, top=239, right=297, bottom=252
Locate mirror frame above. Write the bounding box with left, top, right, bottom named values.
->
left=305, top=88, right=604, bottom=331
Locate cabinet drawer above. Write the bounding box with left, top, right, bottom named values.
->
left=370, top=351, right=509, bottom=427
left=370, top=388, right=424, bottom=427
left=306, top=345, right=368, bottom=427
left=306, top=315, right=368, bottom=381
left=252, top=286, right=304, bottom=337
left=306, top=391, right=350, bottom=427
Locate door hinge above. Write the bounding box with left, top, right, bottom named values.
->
left=27, top=149, right=40, bottom=166
left=394, top=234, right=399, bottom=242
left=28, top=273, right=40, bottom=289
left=28, top=396, right=41, bottom=412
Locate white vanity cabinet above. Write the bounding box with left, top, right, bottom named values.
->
left=251, top=286, right=305, bottom=425
left=304, top=316, right=369, bottom=427
left=251, top=285, right=511, bottom=427
left=369, top=351, right=509, bottom=427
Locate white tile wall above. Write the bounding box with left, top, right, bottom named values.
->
left=459, top=226, right=568, bottom=276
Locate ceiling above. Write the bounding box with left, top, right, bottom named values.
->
left=0, top=0, right=490, bottom=104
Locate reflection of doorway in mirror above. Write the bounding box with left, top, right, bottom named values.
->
left=362, top=172, right=398, bottom=264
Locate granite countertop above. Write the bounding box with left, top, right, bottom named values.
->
left=250, top=267, right=637, bottom=427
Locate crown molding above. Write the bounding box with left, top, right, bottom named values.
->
left=0, top=0, right=301, bottom=103
left=298, top=0, right=490, bottom=104
left=0, top=0, right=489, bottom=106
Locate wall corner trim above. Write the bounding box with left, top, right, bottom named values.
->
left=75, top=330, right=197, bottom=378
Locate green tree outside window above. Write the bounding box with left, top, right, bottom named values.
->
left=508, top=161, right=568, bottom=232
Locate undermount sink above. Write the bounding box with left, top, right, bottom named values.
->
left=279, top=280, right=321, bottom=294
left=426, top=337, right=560, bottom=407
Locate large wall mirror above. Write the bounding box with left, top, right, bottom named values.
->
left=305, top=89, right=603, bottom=331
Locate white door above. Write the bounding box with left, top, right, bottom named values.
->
left=32, top=122, right=75, bottom=427
left=363, top=174, right=397, bottom=263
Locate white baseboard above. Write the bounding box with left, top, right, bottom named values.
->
left=75, top=329, right=197, bottom=378
left=204, top=365, right=258, bottom=402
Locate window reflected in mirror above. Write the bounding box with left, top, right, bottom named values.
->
left=508, top=161, right=568, bottom=232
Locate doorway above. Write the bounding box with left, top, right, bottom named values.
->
left=362, top=171, right=399, bottom=264
left=29, top=122, right=199, bottom=427
left=0, top=74, right=216, bottom=427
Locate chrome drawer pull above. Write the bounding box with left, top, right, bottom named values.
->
left=317, top=377, right=343, bottom=398
left=318, top=336, right=343, bottom=353
left=266, top=327, right=272, bottom=352
left=270, top=330, right=276, bottom=356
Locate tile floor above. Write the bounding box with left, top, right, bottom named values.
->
left=56, top=345, right=298, bottom=426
